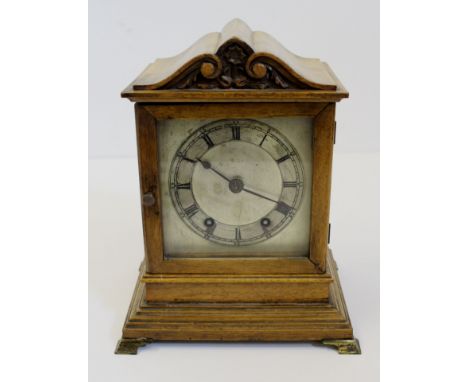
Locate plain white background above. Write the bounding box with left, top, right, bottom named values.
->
left=88, top=0, right=380, bottom=381
left=3, top=1, right=468, bottom=382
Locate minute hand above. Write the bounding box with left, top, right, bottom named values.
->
left=242, top=187, right=279, bottom=204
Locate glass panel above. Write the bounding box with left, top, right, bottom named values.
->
left=157, top=117, right=313, bottom=258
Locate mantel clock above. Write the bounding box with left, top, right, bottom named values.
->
left=116, top=19, right=360, bottom=355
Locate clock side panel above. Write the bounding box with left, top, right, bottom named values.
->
left=157, top=116, right=313, bottom=259
left=134, top=104, right=164, bottom=273
left=310, top=104, right=336, bottom=271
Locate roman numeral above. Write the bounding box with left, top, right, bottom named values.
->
left=235, top=227, right=241, bottom=241
left=176, top=182, right=191, bottom=189
left=262, top=229, right=272, bottom=238
left=275, top=201, right=293, bottom=215
left=259, top=130, right=270, bottom=146
left=184, top=204, right=199, bottom=218
left=202, top=134, right=214, bottom=148
left=232, top=126, right=240, bottom=140
left=276, top=154, right=291, bottom=164
left=283, top=181, right=298, bottom=188
left=177, top=152, right=196, bottom=163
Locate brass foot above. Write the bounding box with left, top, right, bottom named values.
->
left=321, top=338, right=361, bottom=354
left=115, top=338, right=154, bottom=355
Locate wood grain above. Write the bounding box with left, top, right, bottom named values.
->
left=150, top=257, right=320, bottom=275
left=309, top=104, right=336, bottom=271
left=122, top=88, right=348, bottom=103
left=118, top=250, right=354, bottom=342
left=144, top=272, right=332, bottom=303
left=146, top=281, right=329, bottom=303
left=129, top=19, right=337, bottom=91
left=143, top=102, right=328, bottom=119
left=135, top=104, right=164, bottom=273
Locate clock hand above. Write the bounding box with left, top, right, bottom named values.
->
left=197, top=158, right=231, bottom=182
left=197, top=159, right=286, bottom=207
left=243, top=187, right=293, bottom=216
left=242, top=187, right=280, bottom=204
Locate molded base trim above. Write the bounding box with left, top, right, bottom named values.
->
left=116, top=250, right=358, bottom=354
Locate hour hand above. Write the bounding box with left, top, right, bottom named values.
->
left=197, top=158, right=231, bottom=182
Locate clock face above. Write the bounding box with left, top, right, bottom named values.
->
left=158, top=116, right=312, bottom=258
left=168, top=119, right=304, bottom=246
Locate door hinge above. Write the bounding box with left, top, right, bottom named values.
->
left=328, top=223, right=331, bottom=244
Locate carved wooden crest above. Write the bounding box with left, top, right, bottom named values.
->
left=132, top=19, right=337, bottom=91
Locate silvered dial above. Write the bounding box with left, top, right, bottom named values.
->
left=169, top=119, right=304, bottom=246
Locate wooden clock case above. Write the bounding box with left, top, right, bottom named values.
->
left=115, top=19, right=360, bottom=355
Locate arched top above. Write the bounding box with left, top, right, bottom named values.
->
left=130, top=19, right=338, bottom=91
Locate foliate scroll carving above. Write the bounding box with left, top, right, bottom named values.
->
left=164, top=39, right=311, bottom=90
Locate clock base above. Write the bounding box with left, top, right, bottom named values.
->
left=114, top=337, right=361, bottom=356
left=115, top=250, right=359, bottom=355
